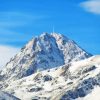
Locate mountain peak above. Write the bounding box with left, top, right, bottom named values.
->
left=40, top=32, right=49, bottom=36
left=39, top=32, right=66, bottom=38
left=0, top=32, right=91, bottom=81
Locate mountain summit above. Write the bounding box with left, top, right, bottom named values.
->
left=0, top=32, right=91, bottom=81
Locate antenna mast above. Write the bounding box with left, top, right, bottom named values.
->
left=53, top=26, right=55, bottom=33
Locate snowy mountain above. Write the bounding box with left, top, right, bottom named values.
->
left=0, top=33, right=91, bottom=82
left=0, top=32, right=97, bottom=100
left=1, top=55, right=100, bottom=100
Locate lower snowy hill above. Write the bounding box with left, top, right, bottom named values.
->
left=1, top=55, right=100, bottom=100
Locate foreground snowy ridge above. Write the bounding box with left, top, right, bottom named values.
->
left=1, top=55, right=100, bottom=100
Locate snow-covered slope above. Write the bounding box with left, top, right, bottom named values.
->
left=1, top=55, right=100, bottom=100
left=0, top=33, right=91, bottom=81
left=0, top=91, right=20, bottom=100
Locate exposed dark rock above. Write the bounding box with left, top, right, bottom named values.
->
left=43, top=75, right=52, bottom=82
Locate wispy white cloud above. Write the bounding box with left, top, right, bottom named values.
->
left=80, top=0, right=100, bottom=14
left=0, top=11, right=48, bottom=28
left=0, top=11, right=49, bottom=46
left=0, top=45, right=20, bottom=68
left=0, top=28, right=29, bottom=47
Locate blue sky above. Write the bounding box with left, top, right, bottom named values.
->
left=0, top=0, right=100, bottom=66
